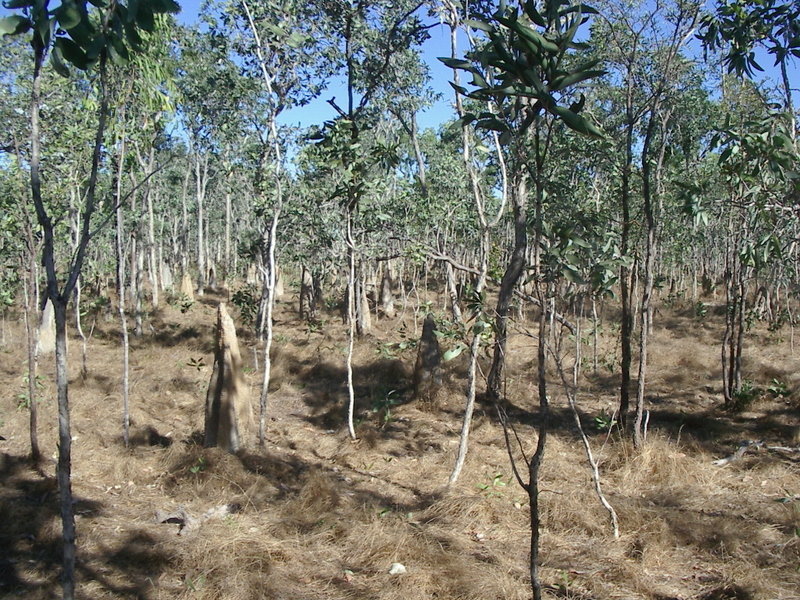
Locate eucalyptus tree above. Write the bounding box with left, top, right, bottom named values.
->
left=311, top=0, right=431, bottom=439
left=445, top=0, right=606, bottom=596
left=439, top=0, right=507, bottom=486
left=206, top=0, right=327, bottom=444
left=712, top=99, right=797, bottom=404
left=0, top=1, right=179, bottom=597
left=591, top=0, right=701, bottom=440
left=175, top=24, right=247, bottom=296
left=630, top=1, right=701, bottom=447
left=0, top=35, right=45, bottom=461
left=699, top=0, right=799, bottom=137
left=698, top=2, right=799, bottom=402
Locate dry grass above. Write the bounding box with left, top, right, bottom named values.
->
left=1, top=288, right=800, bottom=599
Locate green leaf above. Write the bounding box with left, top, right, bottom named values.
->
left=448, top=81, right=469, bottom=96
left=56, top=36, right=91, bottom=69
left=449, top=114, right=476, bottom=130
left=552, top=69, right=605, bottom=91
left=0, top=15, right=32, bottom=35
left=562, top=265, right=585, bottom=285
left=85, top=34, right=106, bottom=60
left=549, top=104, right=604, bottom=139
left=443, top=345, right=465, bottom=361
left=56, top=2, right=82, bottom=29
left=162, top=0, right=181, bottom=13
left=503, top=19, right=560, bottom=54
left=50, top=44, right=71, bottom=77
left=439, top=57, right=474, bottom=71
left=560, top=4, right=599, bottom=16
left=463, top=18, right=494, bottom=33
left=127, top=0, right=140, bottom=22
left=470, top=71, right=488, bottom=88
left=123, top=22, right=142, bottom=51
left=109, top=33, right=130, bottom=62
left=35, top=15, right=52, bottom=47
left=135, top=4, right=155, bottom=32
left=523, top=0, right=546, bottom=26
left=476, top=117, right=509, bottom=132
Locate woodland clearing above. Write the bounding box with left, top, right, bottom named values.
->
left=1, top=284, right=799, bottom=600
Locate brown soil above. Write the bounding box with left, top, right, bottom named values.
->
left=1, top=288, right=799, bottom=600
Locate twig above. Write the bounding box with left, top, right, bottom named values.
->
left=549, top=311, right=620, bottom=539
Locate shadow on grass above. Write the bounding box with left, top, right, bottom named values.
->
left=0, top=453, right=171, bottom=600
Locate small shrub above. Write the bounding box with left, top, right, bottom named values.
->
left=231, top=285, right=259, bottom=325
left=729, top=379, right=761, bottom=411
left=767, top=378, right=790, bottom=398
left=17, top=371, right=45, bottom=410
left=168, top=293, right=194, bottom=314
left=695, top=301, right=707, bottom=319
left=594, top=409, right=617, bottom=432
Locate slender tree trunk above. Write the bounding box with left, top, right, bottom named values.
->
left=444, top=4, right=507, bottom=483
left=346, top=213, right=357, bottom=440
left=619, top=117, right=634, bottom=429
left=395, top=111, right=428, bottom=197
left=114, top=124, right=132, bottom=447
left=225, top=177, right=232, bottom=285
left=147, top=184, right=159, bottom=310
left=449, top=228, right=488, bottom=484
left=298, top=264, right=315, bottom=322
left=133, top=231, right=144, bottom=337
left=444, top=261, right=462, bottom=322
left=487, top=173, right=527, bottom=401
left=53, top=300, right=76, bottom=599
left=258, top=196, right=280, bottom=444
left=634, top=110, right=657, bottom=448
left=529, top=294, right=549, bottom=600
left=180, top=167, right=190, bottom=279
left=592, top=295, right=599, bottom=376
left=734, top=268, right=746, bottom=392
left=116, top=203, right=131, bottom=447
left=195, top=154, right=207, bottom=297
left=22, top=243, right=40, bottom=463
left=355, top=260, right=371, bottom=336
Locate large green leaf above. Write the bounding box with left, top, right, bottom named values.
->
left=523, top=0, right=547, bottom=27
left=148, top=0, right=181, bottom=14
left=550, top=104, right=604, bottom=139
left=56, top=36, right=90, bottom=69
left=475, top=117, right=509, bottom=132
left=463, top=18, right=494, bottom=33
left=501, top=17, right=560, bottom=54
left=439, top=57, right=475, bottom=71
left=56, top=2, right=83, bottom=29
left=0, top=15, right=32, bottom=35
left=50, top=44, right=71, bottom=77
left=134, top=4, right=155, bottom=32
left=443, top=345, right=465, bottom=362
left=551, top=69, right=606, bottom=92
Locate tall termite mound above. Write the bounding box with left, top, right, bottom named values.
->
left=204, top=303, right=251, bottom=453
left=35, top=298, right=56, bottom=357
left=414, top=314, right=442, bottom=403
left=180, top=272, right=195, bottom=302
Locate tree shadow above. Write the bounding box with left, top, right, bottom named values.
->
left=0, top=453, right=172, bottom=599
left=294, top=357, right=413, bottom=430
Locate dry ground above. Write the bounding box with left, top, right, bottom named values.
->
left=1, top=285, right=799, bottom=600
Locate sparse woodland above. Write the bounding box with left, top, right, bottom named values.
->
left=1, top=0, right=799, bottom=599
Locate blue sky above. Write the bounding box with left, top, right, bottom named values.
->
left=2, top=1, right=796, bottom=132
left=175, top=0, right=457, bottom=132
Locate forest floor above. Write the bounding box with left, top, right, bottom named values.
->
left=1, top=284, right=799, bottom=600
